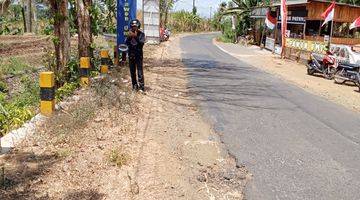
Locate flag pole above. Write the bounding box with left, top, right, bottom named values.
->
left=273, top=8, right=279, bottom=54
left=260, top=19, right=266, bottom=49
left=329, top=20, right=334, bottom=48
left=328, top=0, right=336, bottom=50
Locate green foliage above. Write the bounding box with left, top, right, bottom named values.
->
left=0, top=4, right=23, bottom=35
left=108, top=148, right=130, bottom=168
left=169, top=11, right=211, bottom=32
left=0, top=101, right=34, bottom=136
left=67, top=55, right=80, bottom=82
left=90, top=3, right=102, bottom=36
left=217, top=34, right=234, bottom=43
left=55, top=81, right=79, bottom=101
left=36, top=3, right=52, bottom=20
left=0, top=16, right=22, bottom=35
left=160, top=0, right=178, bottom=25
left=42, top=23, right=54, bottom=35
left=0, top=75, right=39, bottom=136
left=17, top=75, right=40, bottom=107
left=216, top=0, right=260, bottom=41
left=0, top=57, right=35, bottom=76
left=337, top=0, right=360, bottom=5
left=97, top=0, right=117, bottom=33
left=0, top=80, right=8, bottom=93
left=68, top=0, right=78, bottom=36
left=0, top=56, right=41, bottom=136
left=54, top=12, right=68, bottom=23
left=44, top=50, right=83, bottom=86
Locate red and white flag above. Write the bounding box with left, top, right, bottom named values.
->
left=265, top=11, right=277, bottom=30
left=350, top=16, right=360, bottom=30
left=321, top=1, right=335, bottom=27
left=281, top=0, right=287, bottom=55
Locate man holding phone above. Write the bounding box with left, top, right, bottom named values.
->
left=126, top=19, right=146, bottom=92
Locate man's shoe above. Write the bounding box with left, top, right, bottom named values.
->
left=132, top=85, right=139, bottom=91
left=139, top=89, right=146, bottom=94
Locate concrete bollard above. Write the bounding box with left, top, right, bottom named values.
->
left=39, top=72, right=55, bottom=116
left=100, top=50, right=110, bottom=74
left=80, top=57, right=91, bottom=87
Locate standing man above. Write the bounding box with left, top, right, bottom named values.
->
left=126, top=19, right=146, bottom=92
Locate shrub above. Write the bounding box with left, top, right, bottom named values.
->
left=0, top=57, right=35, bottom=76
left=0, top=75, right=39, bottom=136
left=0, top=81, right=8, bottom=93
left=55, top=82, right=79, bottom=101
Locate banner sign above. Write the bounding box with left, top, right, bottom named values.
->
left=330, top=44, right=360, bottom=64
left=117, top=0, right=137, bottom=46
left=143, top=0, right=160, bottom=44
left=250, top=7, right=267, bottom=18
left=286, top=38, right=328, bottom=53
left=277, top=15, right=306, bottom=24
left=265, top=37, right=275, bottom=51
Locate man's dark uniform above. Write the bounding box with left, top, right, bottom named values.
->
left=126, top=28, right=146, bottom=91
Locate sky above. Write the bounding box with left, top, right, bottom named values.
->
left=137, top=0, right=223, bottom=18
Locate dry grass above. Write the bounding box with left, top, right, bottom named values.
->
left=92, top=68, right=136, bottom=114
left=46, top=99, right=97, bottom=146
left=107, top=148, right=130, bottom=168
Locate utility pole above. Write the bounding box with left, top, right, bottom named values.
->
left=210, top=6, right=212, bottom=20
left=192, top=0, right=196, bottom=15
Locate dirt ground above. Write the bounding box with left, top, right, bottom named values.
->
left=0, top=34, right=79, bottom=68
left=214, top=40, right=360, bottom=112
left=0, top=35, right=249, bottom=199
left=0, top=34, right=52, bottom=67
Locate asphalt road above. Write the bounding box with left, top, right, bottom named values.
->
left=180, top=34, right=360, bottom=200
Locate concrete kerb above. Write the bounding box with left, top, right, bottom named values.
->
left=212, top=38, right=278, bottom=59
left=0, top=49, right=114, bottom=155
left=0, top=114, right=45, bottom=154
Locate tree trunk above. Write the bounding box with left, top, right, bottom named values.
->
left=77, top=0, right=92, bottom=57
left=164, top=5, right=169, bottom=26
left=49, top=0, right=71, bottom=85
left=21, top=6, right=26, bottom=32
left=32, top=0, right=37, bottom=33
left=23, top=0, right=33, bottom=32
left=0, top=0, right=11, bottom=16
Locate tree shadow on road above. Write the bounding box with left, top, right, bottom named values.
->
left=144, top=57, right=297, bottom=112
left=0, top=151, right=60, bottom=199
left=63, top=189, right=105, bottom=200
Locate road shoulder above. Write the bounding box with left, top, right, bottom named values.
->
left=0, top=35, right=249, bottom=199
left=213, top=39, right=360, bottom=112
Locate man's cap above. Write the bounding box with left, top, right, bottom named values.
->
left=130, top=19, right=141, bottom=28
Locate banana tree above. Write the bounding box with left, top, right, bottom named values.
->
left=160, top=0, right=179, bottom=26
left=219, top=0, right=264, bottom=36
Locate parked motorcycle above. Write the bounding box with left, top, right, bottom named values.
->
left=307, top=51, right=337, bottom=79
left=334, top=62, right=360, bottom=91
left=160, top=28, right=171, bottom=42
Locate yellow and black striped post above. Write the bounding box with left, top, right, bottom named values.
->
left=80, top=57, right=90, bottom=87
left=100, top=50, right=110, bottom=74
left=114, top=46, right=119, bottom=66
left=39, top=72, right=55, bottom=116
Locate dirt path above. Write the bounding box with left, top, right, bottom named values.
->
left=214, top=40, right=360, bottom=112
left=0, top=35, right=248, bottom=199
